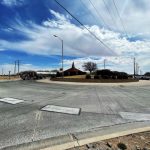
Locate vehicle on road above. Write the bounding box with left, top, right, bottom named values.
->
left=19, top=71, right=50, bottom=80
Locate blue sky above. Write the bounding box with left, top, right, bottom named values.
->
left=0, top=0, right=150, bottom=74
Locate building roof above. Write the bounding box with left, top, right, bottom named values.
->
left=64, top=62, right=83, bottom=73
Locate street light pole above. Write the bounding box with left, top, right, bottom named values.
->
left=53, top=35, right=64, bottom=78
left=61, top=39, right=64, bottom=78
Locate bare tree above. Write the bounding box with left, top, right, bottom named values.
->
left=82, top=62, right=97, bottom=74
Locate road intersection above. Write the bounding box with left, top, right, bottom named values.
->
left=0, top=80, right=149, bottom=149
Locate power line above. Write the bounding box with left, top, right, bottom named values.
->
left=54, top=0, right=114, bottom=53
left=102, top=0, right=119, bottom=30
left=112, top=0, right=128, bottom=37
left=79, top=0, right=100, bottom=26
left=14, top=60, right=21, bottom=75
left=88, top=0, right=111, bottom=29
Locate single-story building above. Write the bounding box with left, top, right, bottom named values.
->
left=64, top=62, right=86, bottom=76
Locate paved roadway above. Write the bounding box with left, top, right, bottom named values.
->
left=0, top=80, right=150, bottom=149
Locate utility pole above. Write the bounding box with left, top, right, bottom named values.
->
left=136, top=63, right=137, bottom=75
left=137, top=64, right=140, bottom=75
left=136, top=63, right=139, bottom=75
left=104, top=59, right=106, bottom=69
left=14, top=61, right=16, bottom=75
left=2, top=68, right=3, bottom=76
left=8, top=71, right=11, bottom=80
left=17, top=60, right=20, bottom=75
left=133, top=57, right=136, bottom=78
left=140, top=70, right=142, bottom=75
left=62, top=39, right=64, bottom=78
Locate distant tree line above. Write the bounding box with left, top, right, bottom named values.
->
left=144, top=72, right=150, bottom=76
left=19, top=61, right=140, bottom=80
left=83, top=62, right=129, bottom=79
left=94, top=69, right=128, bottom=79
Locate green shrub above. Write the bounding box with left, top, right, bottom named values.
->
left=86, top=74, right=91, bottom=79
left=94, top=75, right=99, bottom=79
left=50, top=75, right=56, bottom=79
left=117, top=143, right=127, bottom=150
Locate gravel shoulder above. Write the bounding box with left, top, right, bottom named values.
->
left=68, top=131, right=150, bottom=150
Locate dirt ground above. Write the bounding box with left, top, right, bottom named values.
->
left=0, top=76, right=20, bottom=80
left=68, top=131, right=150, bottom=150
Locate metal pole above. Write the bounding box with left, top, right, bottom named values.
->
left=104, top=59, right=106, bottom=69
left=62, top=40, right=64, bottom=78
left=2, top=68, right=3, bottom=76
left=140, top=70, right=142, bottom=75
left=17, top=60, right=20, bottom=75
left=14, top=61, right=16, bottom=75
left=136, top=63, right=139, bottom=75
left=134, top=57, right=135, bottom=78
left=137, top=64, right=140, bottom=75
left=53, top=35, right=64, bottom=78
left=9, top=71, right=11, bottom=80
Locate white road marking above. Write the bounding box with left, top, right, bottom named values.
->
left=119, top=112, right=150, bottom=121
left=0, top=98, right=24, bottom=104
left=41, top=105, right=81, bottom=115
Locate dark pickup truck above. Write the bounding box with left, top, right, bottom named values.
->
left=19, top=71, right=43, bottom=80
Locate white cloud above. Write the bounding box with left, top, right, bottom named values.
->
left=49, top=10, right=69, bottom=22
left=63, top=56, right=134, bottom=74
left=1, top=9, right=150, bottom=56
left=83, top=0, right=150, bottom=35
left=0, top=63, right=53, bottom=75
left=1, top=0, right=23, bottom=6
left=0, top=9, right=150, bottom=73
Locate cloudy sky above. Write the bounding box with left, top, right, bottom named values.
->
left=0, top=0, right=150, bottom=74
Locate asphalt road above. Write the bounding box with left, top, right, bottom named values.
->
left=0, top=80, right=150, bottom=149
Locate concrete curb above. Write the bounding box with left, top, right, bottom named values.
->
left=2, top=122, right=150, bottom=150
left=41, top=126, right=150, bottom=150
left=36, top=79, right=150, bottom=87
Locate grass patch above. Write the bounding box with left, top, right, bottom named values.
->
left=0, top=75, right=20, bottom=80
left=64, top=75, right=86, bottom=79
